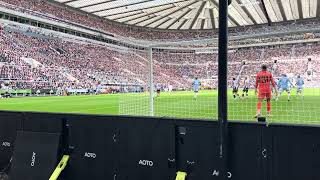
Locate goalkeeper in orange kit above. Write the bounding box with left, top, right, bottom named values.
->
left=255, top=65, right=278, bottom=118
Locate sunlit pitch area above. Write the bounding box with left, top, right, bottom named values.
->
left=0, top=89, right=319, bottom=125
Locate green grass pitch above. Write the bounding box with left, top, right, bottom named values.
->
left=0, top=89, right=319, bottom=125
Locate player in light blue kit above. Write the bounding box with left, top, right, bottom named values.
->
left=276, top=74, right=294, bottom=101
left=296, top=75, right=304, bottom=99
left=277, top=78, right=281, bottom=90
left=192, top=77, right=201, bottom=99
left=95, top=81, right=103, bottom=95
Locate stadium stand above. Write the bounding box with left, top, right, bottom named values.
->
left=1, top=1, right=320, bottom=180
left=1, top=24, right=320, bottom=92
left=0, top=0, right=320, bottom=94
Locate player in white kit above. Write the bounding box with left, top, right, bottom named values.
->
left=232, top=77, right=240, bottom=100
left=242, top=76, right=250, bottom=99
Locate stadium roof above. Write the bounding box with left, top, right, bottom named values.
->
left=53, top=0, right=320, bottom=30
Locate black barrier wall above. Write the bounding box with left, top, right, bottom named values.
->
left=0, top=111, right=320, bottom=180
left=0, top=112, right=22, bottom=173
left=228, top=122, right=265, bottom=180
left=175, top=120, right=220, bottom=180
left=125, top=117, right=176, bottom=180
left=9, top=131, right=61, bottom=180
left=66, top=115, right=123, bottom=180
left=269, top=124, right=320, bottom=180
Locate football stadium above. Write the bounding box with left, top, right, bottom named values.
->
left=0, top=0, right=320, bottom=179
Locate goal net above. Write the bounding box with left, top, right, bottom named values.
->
left=117, top=48, right=150, bottom=116
left=227, top=44, right=320, bottom=125
left=118, top=38, right=320, bottom=125
left=151, top=48, right=217, bottom=120
left=118, top=46, right=218, bottom=120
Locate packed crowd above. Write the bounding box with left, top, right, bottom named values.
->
left=1, top=24, right=320, bottom=91
left=1, top=0, right=320, bottom=41
left=155, top=45, right=320, bottom=89
left=0, top=28, right=190, bottom=90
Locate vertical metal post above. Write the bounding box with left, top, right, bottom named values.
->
left=148, top=47, right=154, bottom=116
left=218, top=0, right=229, bottom=179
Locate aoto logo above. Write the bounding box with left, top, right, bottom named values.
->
left=84, top=152, right=96, bottom=159
left=212, top=170, right=232, bottom=178
left=31, top=152, right=36, bottom=167
left=138, top=160, right=153, bottom=167
left=2, top=142, right=10, bottom=147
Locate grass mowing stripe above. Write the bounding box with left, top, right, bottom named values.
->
left=0, top=89, right=319, bottom=125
